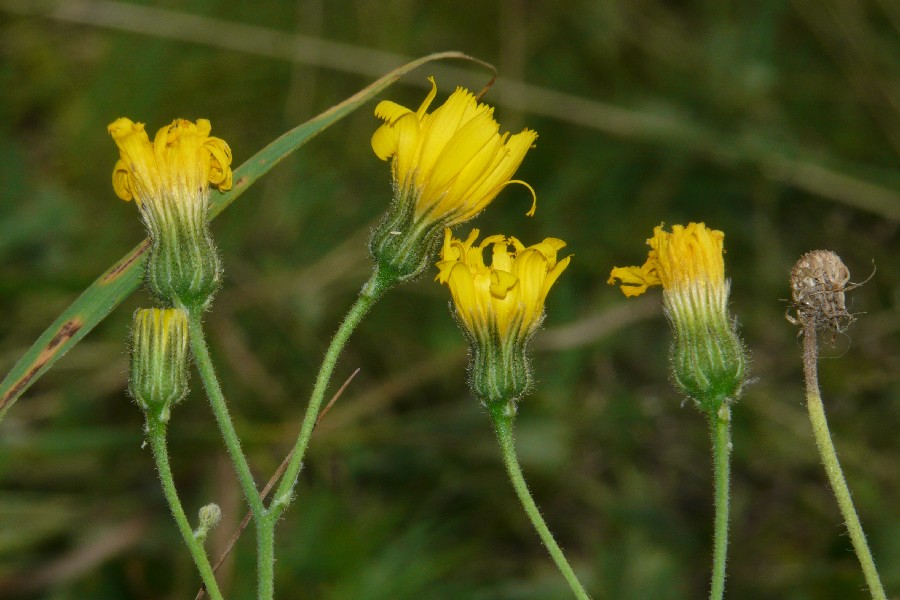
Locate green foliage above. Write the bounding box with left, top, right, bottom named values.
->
left=0, top=1, right=898, bottom=599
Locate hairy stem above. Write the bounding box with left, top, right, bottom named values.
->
left=269, top=269, right=389, bottom=519
left=188, top=311, right=273, bottom=598
left=491, top=408, right=591, bottom=600
left=146, top=416, right=225, bottom=600
left=256, top=517, right=276, bottom=600
left=709, top=405, right=731, bottom=600
left=801, top=320, right=887, bottom=600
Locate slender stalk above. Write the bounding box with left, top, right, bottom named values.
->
left=256, top=517, right=276, bottom=600
left=188, top=311, right=265, bottom=515
left=195, top=370, right=360, bottom=600
left=146, top=416, right=225, bottom=600
left=490, top=409, right=591, bottom=600
left=801, top=320, right=887, bottom=600
left=269, top=269, right=389, bottom=519
left=708, top=405, right=731, bottom=600
left=187, top=311, right=274, bottom=598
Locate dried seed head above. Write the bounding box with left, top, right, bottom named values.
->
left=789, top=250, right=854, bottom=333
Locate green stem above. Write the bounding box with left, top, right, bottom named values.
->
left=256, top=517, right=276, bottom=600
left=802, top=323, right=887, bottom=600
left=188, top=312, right=265, bottom=516
left=490, top=408, right=591, bottom=600
left=187, top=311, right=274, bottom=598
left=146, top=416, right=225, bottom=600
left=269, top=269, right=389, bottom=519
left=709, top=405, right=731, bottom=600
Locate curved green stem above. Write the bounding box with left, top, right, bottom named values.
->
left=187, top=311, right=274, bottom=598
left=490, top=408, right=591, bottom=600
left=146, top=416, right=225, bottom=600
left=802, top=323, right=887, bottom=600
left=709, top=405, right=731, bottom=600
left=269, top=269, right=390, bottom=519
left=188, top=311, right=264, bottom=515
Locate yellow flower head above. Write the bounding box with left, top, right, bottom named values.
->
left=608, top=222, right=725, bottom=298
left=607, top=222, right=746, bottom=411
left=436, top=229, right=570, bottom=342
left=436, top=229, right=570, bottom=407
left=108, top=118, right=232, bottom=309
left=109, top=118, right=232, bottom=208
left=372, top=77, right=538, bottom=226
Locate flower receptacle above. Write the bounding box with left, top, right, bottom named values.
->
left=148, top=220, right=221, bottom=311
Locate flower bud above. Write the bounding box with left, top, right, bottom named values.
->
left=129, top=308, right=190, bottom=421
left=195, top=503, right=222, bottom=542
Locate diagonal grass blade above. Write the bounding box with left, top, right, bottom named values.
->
left=0, top=50, right=485, bottom=422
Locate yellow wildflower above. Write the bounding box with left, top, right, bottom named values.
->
left=372, top=77, right=537, bottom=224
left=608, top=222, right=746, bottom=410
left=109, top=118, right=232, bottom=208
left=608, top=222, right=725, bottom=298
left=369, top=78, right=538, bottom=285
left=436, top=229, right=570, bottom=407
left=108, top=118, right=232, bottom=309
left=437, top=229, right=570, bottom=340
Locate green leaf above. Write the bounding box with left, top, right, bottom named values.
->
left=0, top=51, right=485, bottom=422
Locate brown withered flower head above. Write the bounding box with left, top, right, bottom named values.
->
left=788, top=250, right=861, bottom=334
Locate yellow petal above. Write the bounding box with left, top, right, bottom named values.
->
left=489, top=269, right=519, bottom=300
left=374, top=100, right=413, bottom=124
left=417, top=89, right=490, bottom=181
left=416, top=77, right=438, bottom=119
left=112, top=159, right=135, bottom=202
left=371, top=121, right=401, bottom=161
left=608, top=264, right=658, bottom=297
left=373, top=79, right=537, bottom=233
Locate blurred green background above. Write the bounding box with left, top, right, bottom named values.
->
left=0, top=0, right=898, bottom=598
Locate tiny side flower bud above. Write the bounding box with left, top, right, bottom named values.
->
left=129, top=308, right=190, bottom=421
left=194, top=503, right=222, bottom=542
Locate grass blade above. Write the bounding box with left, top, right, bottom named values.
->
left=0, top=50, right=484, bottom=421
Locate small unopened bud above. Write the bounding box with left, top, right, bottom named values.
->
left=129, top=308, right=190, bottom=421
left=194, top=503, right=222, bottom=542
left=789, top=250, right=855, bottom=333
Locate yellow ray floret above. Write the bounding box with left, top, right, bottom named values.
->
left=608, top=222, right=725, bottom=297
left=109, top=118, right=233, bottom=207
left=436, top=229, right=571, bottom=341
left=372, top=77, right=538, bottom=225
